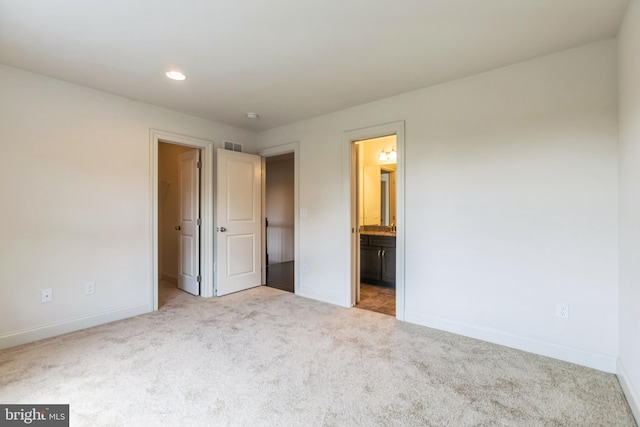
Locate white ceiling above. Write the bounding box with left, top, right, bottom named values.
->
left=0, top=0, right=629, bottom=131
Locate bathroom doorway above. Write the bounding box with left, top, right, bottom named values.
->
left=344, top=121, right=405, bottom=320
left=354, top=136, right=397, bottom=316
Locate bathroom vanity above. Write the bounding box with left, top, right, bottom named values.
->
left=360, top=231, right=396, bottom=288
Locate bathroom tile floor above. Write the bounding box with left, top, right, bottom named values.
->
left=356, top=283, right=396, bottom=316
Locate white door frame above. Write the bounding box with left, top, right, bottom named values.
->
left=259, top=142, right=300, bottom=294
left=342, top=122, right=406, bottom=320
left=150, top=129, right=214, bottom=310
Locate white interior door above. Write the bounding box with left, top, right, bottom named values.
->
left=178, top=149, right=200, bottom=295
left=215, top=148, right=262, bottom=296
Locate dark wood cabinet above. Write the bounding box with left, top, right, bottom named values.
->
left=360, top=245, right=381, bottom=280
left=360, top=235, right=396, bottom=287
left=381, top=247, right=396, bottom=283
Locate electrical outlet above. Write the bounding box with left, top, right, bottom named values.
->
left=556, top=304, right=569, bottom=319
left=41, top=288, right=53, bottom=303
left=85, top=281, right=95, bottom=295
left=302, top=263, right=309, bottom=273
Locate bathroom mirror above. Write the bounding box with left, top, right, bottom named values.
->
left=380, top=167, right=396, bottom=226
left=362, top=165, right=396, bottom=226
left=357, top=134, right=397, bottom=229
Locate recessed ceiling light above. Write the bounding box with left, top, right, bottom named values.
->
left=165, top=70, right=186, bottom=81
left=246, top=112, right=259, bottom=120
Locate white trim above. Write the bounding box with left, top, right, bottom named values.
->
left=150, top=129, right=215, bottom=310
left=618, top=359, right=640, bottom=423
left=297, top=287, right=345, bottom=307
left=342, top=122, right=406, bottom=319
left=259, top=142, right=300, bottom=295
left=405, top=310, right=617, bottom=373
left=261, top=156, right=267, bottom=285
left=0, top=304, right=149, bottom=350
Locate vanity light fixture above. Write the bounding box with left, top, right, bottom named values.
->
left=165, top=70, right=186, bottom=81
left=389, top=149, right=397, bottom=162
left=379, top=148, right=397, bottom=162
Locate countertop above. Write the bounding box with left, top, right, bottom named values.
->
left=360, top=231, right=396, bottom=237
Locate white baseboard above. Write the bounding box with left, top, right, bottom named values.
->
left=618, top=359, right=640, bottom=424
left=297, top=287, right=346, bottom=308
left=405, top=311, right=617, bottom=373
left=0, top=304, right=150, bottom=350
left=160, top=273, right=177, bottom=284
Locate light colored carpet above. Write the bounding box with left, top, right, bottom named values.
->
left=0, top=282, right=636, bottom=427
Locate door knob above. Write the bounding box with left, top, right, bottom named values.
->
left=175, top=225, right=181, bottom=231
left=218, top=227, right=227, bottom=232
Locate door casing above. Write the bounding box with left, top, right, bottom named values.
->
left=342, top=122, right=406, bottom=320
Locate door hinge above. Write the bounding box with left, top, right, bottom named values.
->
left=197, top=275, right=201, bottom=283
left=197, top=218, right=202, bottom=226
left=196, top=161, right=202, bottom=169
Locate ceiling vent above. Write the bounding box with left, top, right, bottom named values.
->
left=223, top=140, right=243, bottom=152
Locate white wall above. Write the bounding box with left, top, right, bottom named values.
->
left=0, top=36, right=627, bottom=384
left=617, top=0, right=640, bottom=420
left=255, top=40, right=620, bottom=372
left=0, top=65, right=255, bottom=348
left=158, top=142, right=194, bottom=281
left=265, top=154, right=294, bottom=264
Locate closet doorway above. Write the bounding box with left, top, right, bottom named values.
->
left=264, top=152, right=295, bottom=292
left=158, top=142, right=202, bottom=305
